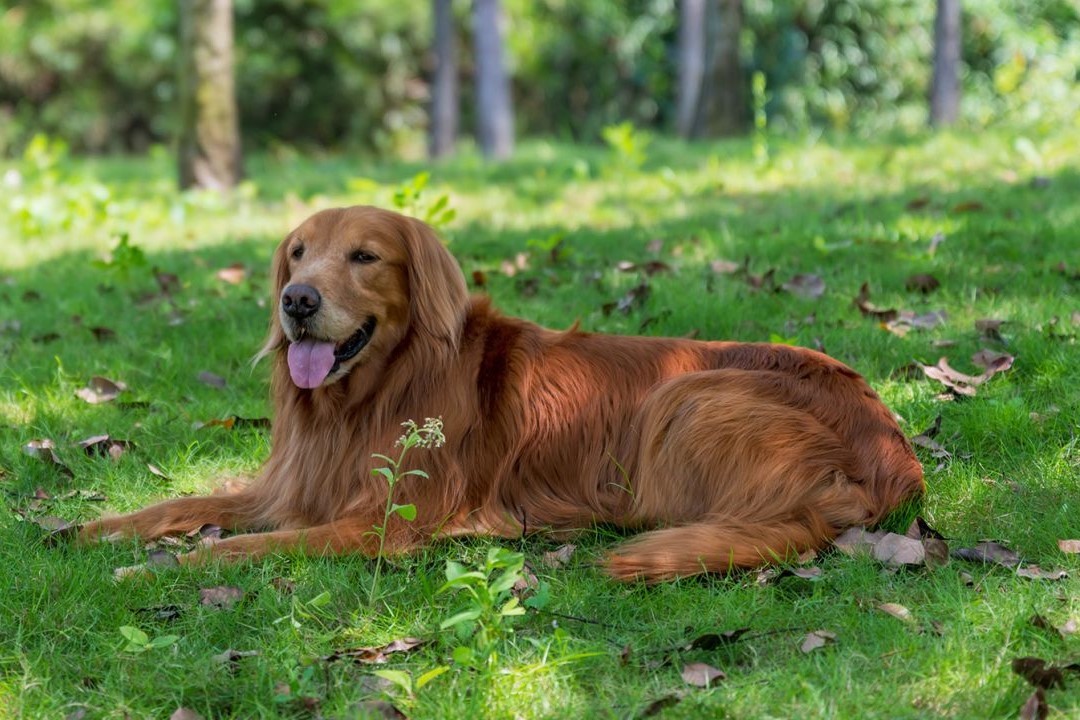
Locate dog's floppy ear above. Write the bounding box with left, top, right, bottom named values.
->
left=401, top=217, right=468, bottom=345
left=253, top=235, right=292, bottom=364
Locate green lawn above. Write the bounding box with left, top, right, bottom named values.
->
left=1, top=126, right=1079, bottom=719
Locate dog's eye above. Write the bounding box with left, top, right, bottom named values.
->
left=291, top=245, right=304, bottom=260
left=350, top=250, right=379, bottom=265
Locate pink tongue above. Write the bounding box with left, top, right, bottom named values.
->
left=287, top=339, right=337, bottom=389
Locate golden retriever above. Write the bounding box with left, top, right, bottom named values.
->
left=78, top=206, right=924, bottom=581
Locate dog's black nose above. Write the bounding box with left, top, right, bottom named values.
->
left=282, top=284, right=321, bottom=319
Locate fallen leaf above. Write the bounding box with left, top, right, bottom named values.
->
left=147, top=549, right=179, bottom=568
left=745, top=268, right=777, bottom=291
left=169, top=709, right=204, bottom=720
left=89, top=326, right=117, bottom=342
left=155, top=271, right=181, bottom=296
left=1057, top=619, right=1078, bottom=638
left=782, top=274, right=826, bottom=299
left=975, top=318, right=1006, bottom=342
left=33, top=332, right=60, bottom=344
left=919, top=355, right=1013, bottom=396
left=800, top=630, right=836, bottom=654
left=348, top=701, right=405, bottom=719
left=905, top=196, right=930, bottom=211
left=541, top=543, right=576, bottom=568
left=905, top=516, right=946, bottom=541
left=23, top=438, right=73, bottom=476
left=78, top=434, right=132, bottom=461
left=638, top=694, right=682, bottom=718
left=212, top=648, right=260, bottom=665
left=872, top=533, right=926, bottom=566
left=603, top=281, right=650, bottom=316
left=147, top=463, right=170, bottom=480
left=216, top=263, right=247, bottom=285
left=687, top=628, right=749, bottom=650
left=471, top=269, right=487, bottom=288
left=953, top=541, right=1020, bottom=567
left=196, top=415, right=271, bottom=431
left=951, top=200, right=985, bottom=213
left=885, top=310, right=948, bottom=336
left=75, top=376, right=126, bottom=404
left=1011, top=657, right=1065, bottom=690
left=853, top=283, right=898, bottom=322
left=197, top=371, right=227, bottom=389
left=511, top=561, right=539, bottom=598
left=681, top=662, right=726, bottom=687
left=1020, top=689, right=1047, bottom=720
left=323, top=638, right=426, bottom=665
left=833, top=527, right=885, bottom=555
left=905, top=274, right=940, bottom=293
left=877, top=603, right=914, bottom=622
left=138, top=605, right=183, bottom=622
left=1016, top=566, right=1068, bottom=581
left=199, top=585, right=244, bottom=609
left=971, top=349, right=1013, bottom=370
left=271, top=577, right=297, bottom=594
left=1057, top=539, right=1080, bottom=554
left=617, top=260, right=672, bottom=276
left=710, top=259, right=740, bottom=275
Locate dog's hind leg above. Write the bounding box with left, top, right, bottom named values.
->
left=604, top=512, right=831, bottom=582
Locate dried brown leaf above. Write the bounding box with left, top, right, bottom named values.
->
left=799, top=630, right=836, bottom=654
left=323, top=638, right=426, bottom=664
left=169, top=709, right=205, bottom=720
left=877, top=603, right=914, bottom=622
left=541, top=543, right=576, bottom=568
left=1016, top=566, right=1068, bottom=581
left=905, top=274, right=940, bottom=294
left=89, top=326, right=117, bottom=342
left=75, top=376, right=126, bottom=404
left=215, top=263, right=247, bottom=285
left=681, top=662, right=726, bottom=687
left=197, top=371, right=227, bottom=389
left=872, top=533, right=926, bottom=566
left=919, top=355, right=1013, bottom=396
left=638, top=694, right=682, bottom=718
left=471, top=269, right=487, bottom=288
left=1011, top=657, right=1065, bottom=690
left=781, top=274, right=826, bottom=299
left=1020, top=689, right=1048, bottom=720
left=971, top=349, right=1013, bottom=370
left=975, top=318, right=1006, bottom=341
left=953, top=541, right=1020, bottom=567
left=853, top=283, right=898, bottom=322
left=23, top=438, right=73, bottom=476
left=1057, top=539, right=1080, bottom=554
left=710, top=259, right=740, bottom=275
left=833, top=527, right=885, bottom=555
left=951, top=200, right=985, bottom=213
left=199, top=585, right=244, bottom=609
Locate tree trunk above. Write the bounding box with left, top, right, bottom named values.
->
left=676, top=0, right=707, bottom=139
left=694, top=0, right=747, bottom=137
left=429, top=0, right=458, bottom=158
left=178, top=0, right=242, bottom=191
left=472, top=0, right=514, bottom=159
left=929, top=0, right=962, bottom=127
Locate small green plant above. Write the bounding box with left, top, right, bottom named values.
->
left=92, top=232, right=148, bottom=283
left=601, top=121, right=651, bottom=172
left=390, top=171, right=456, bottom=228
left=752, top=70, right=770, bottom=167
left=371, top=666, right=450, bottom=705
left=367, top=417, right=445, bottom=605
left=438, top=547, right=526, bottom=669
left=118, top=625, right=179, bottom=654
left=273, top=590, right=334, bottom=633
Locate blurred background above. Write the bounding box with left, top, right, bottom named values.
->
left=1, top=0, right=1078, bottom=187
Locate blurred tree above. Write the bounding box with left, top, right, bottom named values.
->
left=930, top=0, right=962, bottom=126
left=679, top=0, right=747, bottom=138
left=473, top=0, right=514, bottom=158
left=178, top=0, right=242, bottom=190
left=429, top=0, right=459, bottom=158
left=676, top=0, right=706, bottom=138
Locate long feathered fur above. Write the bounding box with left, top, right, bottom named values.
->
left=78, top=206, right=924, bottom=581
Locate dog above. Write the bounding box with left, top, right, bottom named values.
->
left=78, top=205, right=924, bottom=581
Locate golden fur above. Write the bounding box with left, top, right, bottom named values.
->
left=79, top=206, right=924, bottom=581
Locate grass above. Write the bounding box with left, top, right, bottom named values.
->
left=1, top=124, right=1079, bottom=719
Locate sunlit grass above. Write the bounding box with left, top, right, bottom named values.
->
left=1, top=124, right=1078, bottom=718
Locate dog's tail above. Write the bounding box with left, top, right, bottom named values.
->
left=604, top=513, right=833, bottom=583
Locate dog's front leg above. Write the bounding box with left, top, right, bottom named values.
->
left=176, top=516, right=403, bottom=565
left=78, top=493, right=260, bottom=544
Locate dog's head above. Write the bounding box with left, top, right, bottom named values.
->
left=258, top=206, right=468, bottom=389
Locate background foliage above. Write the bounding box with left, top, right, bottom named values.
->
left=1, top=0, right=1078, bottom=156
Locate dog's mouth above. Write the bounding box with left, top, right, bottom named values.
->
left=286, top=317, right=377, bottom=389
